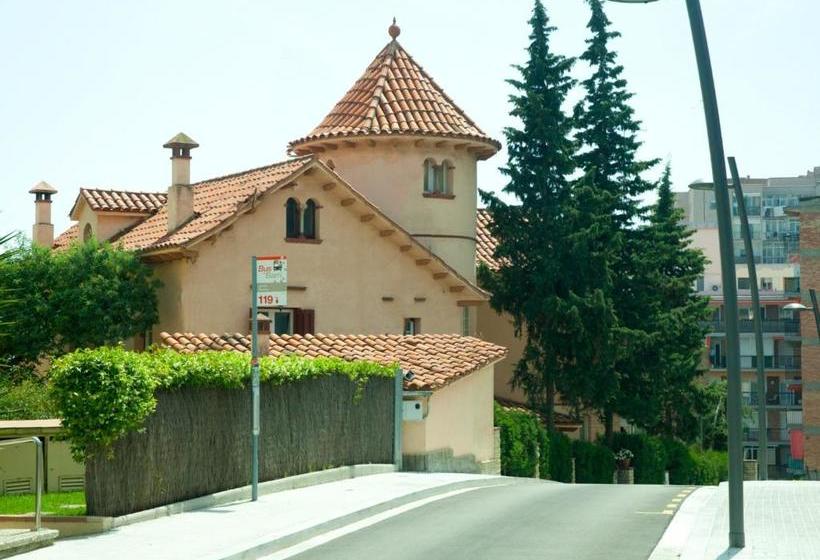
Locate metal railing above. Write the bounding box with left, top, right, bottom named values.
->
left=741, top=391, right=803, bottom=407
left=710, top=355, right=801, bottom=370
left=742, top=428, right=790, bottom=443
left=703, top=319, right=800, bottom=334
left=0, top=437, right=43, bottom=530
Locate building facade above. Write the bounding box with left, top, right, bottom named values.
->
left=677, top=166, right=820, bottom=478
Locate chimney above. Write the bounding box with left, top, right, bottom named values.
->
left=163, top=132, right=199, bottom=232
left=29, top=181, right=57, bottom=247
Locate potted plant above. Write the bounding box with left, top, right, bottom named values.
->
left=615, top=449, right=635, bottom=484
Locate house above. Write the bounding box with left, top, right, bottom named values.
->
left=33, top=20, right=520, bottom=473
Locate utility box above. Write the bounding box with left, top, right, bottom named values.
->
left=402, top=400, right=424, bottom=422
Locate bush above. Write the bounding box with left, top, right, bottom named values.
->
left=662, top=437, right=695, bottom=485
left=549, top=430, right=573, bottom=482
left=690, top=446, right=728, bottom=485
left=572, top=440, right=614, bottom=483
left=0, top=378, right=56, bottom=420
left=494, top=403, right=549, bottom=478
left=609, top=432, right=668, bottom=484
left=51, top=347, right=395, bottom=461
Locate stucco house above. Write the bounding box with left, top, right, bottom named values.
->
left=34, top=21, right=577, bottom=470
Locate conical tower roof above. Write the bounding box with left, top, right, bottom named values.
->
left=290, top=24, right=499, bottom=158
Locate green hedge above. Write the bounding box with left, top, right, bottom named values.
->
left=609, top=432, right=668, bottom=484
left=549, top=431, right=573, bottom=482
left=572, top=440, right=614, bottom=483
left=494, top=403, right=549, bottom=478
left=690, top=447, right=728, bottom=485
left=662, top=437, right=695, bottom=485
left=51, top=347, right=395, bottom=461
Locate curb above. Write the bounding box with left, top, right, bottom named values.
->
left=208, top=476, right=507, bottom=560
left=647, top=486, right=718, bottom=560
left=112, top=464, right=396, bottom=529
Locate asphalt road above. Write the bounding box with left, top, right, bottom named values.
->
left=287, top=479, right=686, bottom=560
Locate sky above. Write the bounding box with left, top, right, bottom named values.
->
left=1, top=0, right=819, bottom=240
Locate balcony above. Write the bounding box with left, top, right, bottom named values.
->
left=703, top=319, right=800, bottom=334
left=709, top=355, right=801, bottom=370
left=743, top=427, right=791, bottom=443
left=741, top=391, right=803, bottom=408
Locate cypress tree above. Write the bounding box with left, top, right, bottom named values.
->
left=481, top=0, right=614, bottom=431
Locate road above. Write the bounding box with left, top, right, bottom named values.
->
left=284, top=479, right=687, bottom=560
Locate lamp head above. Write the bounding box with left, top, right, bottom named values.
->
left=784, top=303, right=810, bottom=311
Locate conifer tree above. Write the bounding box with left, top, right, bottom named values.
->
left=569, top=0, right=659, bottom=439
left=621, top=165, right=710, bottom=436
left=481, top=0, right=614, bottom=431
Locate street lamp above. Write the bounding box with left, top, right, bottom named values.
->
left=785, top=289, right=820, bottom=340
left=610, top=0, right=745, bottom=548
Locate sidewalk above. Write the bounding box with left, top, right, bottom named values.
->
left=15, top=472, right=502, bottom=560
left=651, top=481, right=820, bottom=560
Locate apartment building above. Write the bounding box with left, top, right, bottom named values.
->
left=676, top=166, right=820, bottom=479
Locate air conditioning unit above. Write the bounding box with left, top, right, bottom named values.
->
left=711, top=285, right=720, bottom=292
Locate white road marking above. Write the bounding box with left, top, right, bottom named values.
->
left=262, top=483, right=511, bottom=559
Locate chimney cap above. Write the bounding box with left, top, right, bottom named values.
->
left=29, top=181, right=57, bottom=195
left=163, top=132, right=200, bottom=149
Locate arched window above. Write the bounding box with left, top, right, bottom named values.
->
left=438, top=160, right=454, bottom=194
left=303, top=199, right=317, bottom=240
left=423, top=159, right=437, bottom=193
left=83, top=223, right=93, bottom=242
left=286, top=198, right=300, bottom=239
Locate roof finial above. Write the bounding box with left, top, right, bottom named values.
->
left=388, top=17, right=400, bottom=40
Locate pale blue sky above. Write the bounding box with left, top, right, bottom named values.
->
left=1, top=0, right=818, bottom=239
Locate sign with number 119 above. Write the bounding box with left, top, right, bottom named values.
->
left=255, top=256, right=287, bottom=307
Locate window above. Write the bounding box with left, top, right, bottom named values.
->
left=423, top=159, right=436, bottom=193
left=255, top=308, right=315, bottom=335
left=83, top=223, right=93, bottom=242
left=437, top=160, right=454, bottom=194
left=461, top=307, right=470, bottom=336
left=302, top=199, right=317, bottom=240
left=738, top=277, right=751, bottom=290
left=760, top=277, right=773, bottom=291
left=273, top=311, right=292, bottom=335
left=404, top=318, right=420, bottom=335
left=286, top=198, right=300, bottom=239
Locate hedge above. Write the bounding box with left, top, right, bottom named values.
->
left=51, top=347, right=396, bottom=461
left=690, top=447, right=728, bottom=485
left=609, top=432, right=668, bottom=484
left=572, top=440, right=614, bottom=483
left=549, top=431, right=573, bottom=482
left=494, top=403, right=549, bottom=478
left=662, top=437, right=696, bottom=485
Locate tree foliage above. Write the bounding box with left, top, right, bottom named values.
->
left=0, top=239, right=161, bottom=366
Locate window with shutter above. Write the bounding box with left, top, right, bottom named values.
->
left=293, top=309, right=316, bottom=335
left=286, top=198, right=300, bottom=239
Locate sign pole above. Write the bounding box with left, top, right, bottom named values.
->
left=251, top=256, right=260, bottom=501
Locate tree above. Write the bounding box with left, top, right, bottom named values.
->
left=570, top=0, right=660, bottom=440
left=480, top=0, right=614, bottom=431
left=0, top=239, right=160, bottom=366
left=615, top=165, right=710, bottom=438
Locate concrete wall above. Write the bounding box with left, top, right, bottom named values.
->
left=151, top=170, right=471, bottom=337
left=0, top=439, right=84, bottom=495
left=316, top=141, right=480, bottom=282
left=402, top=365, right=496, bottom=473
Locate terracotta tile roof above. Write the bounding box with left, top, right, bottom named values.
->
left=290, top=40, right=500, bottom=153
left=52, top=224, right=78, bottom=250
left=116, top=158, right=312, bottom=251
left=475, top=209, right=499, bottom=271
left=495, top=398, right=582, bottom=429
left=160, top=332, right=507, bottom=391
left=76, top=188, right=166, bottom=215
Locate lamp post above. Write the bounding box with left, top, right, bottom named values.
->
left=785, top=289, right=820, bottom=341
left=610, top=0, right=744, bottom=548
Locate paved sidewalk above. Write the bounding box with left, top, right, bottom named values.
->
left=652, top=481, right=820, bottom=560
left=15, top=472, right=502, bottom=560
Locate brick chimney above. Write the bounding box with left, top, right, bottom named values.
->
left=163, top=133, right=199, bottom=232
left=29, top=181, right=57, bottom=247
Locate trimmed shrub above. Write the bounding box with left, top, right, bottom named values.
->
left=662, top=437, right=695, bottom=485
left=51, top=347, right=395, bottom=461
left=572, top=440, right=615, bottom=483
left=690, top=446, right=728, bottom=485
left=609, top=433, right=668, bottom=484
left=494, top=403, right=550, bottom=478
left=549, top=430, right=573, bottom=482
